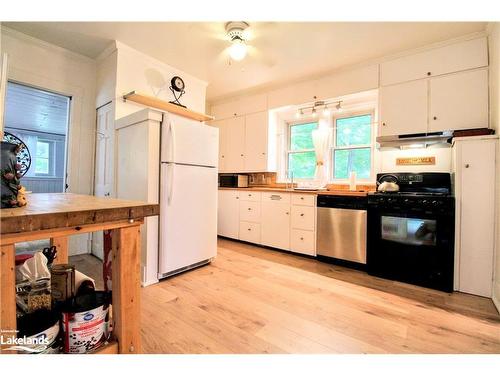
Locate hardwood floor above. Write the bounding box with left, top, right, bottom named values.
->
left=70, top=238, right=500, bottom=354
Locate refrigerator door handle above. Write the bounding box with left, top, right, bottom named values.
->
left=169, top=119, right=176, bottom=162
left=167, top=163, right=174, bottom=205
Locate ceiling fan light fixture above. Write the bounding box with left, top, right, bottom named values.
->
left=226, top=21, right=250, bottom=62
left=229, top=37, right=247, bottom=61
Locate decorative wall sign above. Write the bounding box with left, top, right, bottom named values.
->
left=396, top=156, right=436, bottom=166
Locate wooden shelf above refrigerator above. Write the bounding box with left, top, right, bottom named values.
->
left=122, top=91, right=214, bottom=122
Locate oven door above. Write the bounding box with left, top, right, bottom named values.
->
left=367, top=207, right=454, bottom=292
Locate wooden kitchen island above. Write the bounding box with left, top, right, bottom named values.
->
left=0, top=193, right=159, bottom=354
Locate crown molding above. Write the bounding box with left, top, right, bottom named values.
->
left=208, top=30, right=488, bottom=105
left=1, top=26, right=96, bottom=65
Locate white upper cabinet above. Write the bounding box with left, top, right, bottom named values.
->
left=379, top=80, right=428, bottom=136
left=209, top=119, right=227, bottom=171
left=211, top=93, right=268, bottom=120
left=429, top=69, right=489, bottom=132
left=380, top=37, right=488, bottom=86
left=244, top=111, right=269, bottom=171
left=225, top=116, right=246, bottom=171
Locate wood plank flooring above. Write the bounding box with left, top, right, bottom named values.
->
left=70, top=238, right=500, bottom=354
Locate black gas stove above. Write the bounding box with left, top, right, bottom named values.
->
left=367, top=173, right=455, bottom=292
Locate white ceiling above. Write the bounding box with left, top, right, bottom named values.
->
left=4, top=82, right=70, bottom=135
left=3, top=22, right=488, bottom=100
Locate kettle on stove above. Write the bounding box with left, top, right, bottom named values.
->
left=377, top=175, right=400, bottom=192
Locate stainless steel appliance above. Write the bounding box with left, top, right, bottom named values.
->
left=367, top=172, right=455, bottom=292
left=317, top=195, right=368, bottom=267
left=218, top=174, right=248, bottom=188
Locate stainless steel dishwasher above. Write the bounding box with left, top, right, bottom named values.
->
left=316, top=195, right=368, bottom=266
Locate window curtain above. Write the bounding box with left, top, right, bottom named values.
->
left=312, top=126, right=331, bottom=188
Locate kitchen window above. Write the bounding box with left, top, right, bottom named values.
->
left=332, top=112, right=373, bottom=180
left=35, top=140, right=55, bottom=176
left=286, top=121, right=318, bottom=179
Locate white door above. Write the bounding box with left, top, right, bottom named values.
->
left=161, top=113, right=219, bottom=167
left=458, top=140, right=496, bottom=297
left=379, top=80, right=428, bottom=136
left=244, top=111, right=268, bottom=171
left=225, top=116, right=245, bottom=171
left=92, top=102, right=114, bottom=260
left=429, top=69, right=489, bottom=132
left=261, top=201, right=290, bottom=250
left=217, top=190, right=239, bottom=238
left=159, top=163, right=217, bottom=276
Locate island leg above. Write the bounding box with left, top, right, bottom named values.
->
left=111, top=224, right=142, bottom=354
left=50, top=236, right=68, bottom=264
left=0, top=244, right=16, bottom=354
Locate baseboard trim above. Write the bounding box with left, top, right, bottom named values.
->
left=493, top=292, right=500, bottom=314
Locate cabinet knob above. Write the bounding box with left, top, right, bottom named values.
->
left=234, top=113, right=237, bottom=116
left=427, top=72, right=431, bottom=76
left=241, top=154, right=244, bottom=157
left=236, top=197, right=239, bottom=199
left=247, top=228, right=251, bottom=231
left=221, top=155, right=225, bottom=158
left=262, top=152, right=266, bottom=155
left=382, top=122, right=387, bottom=127
left=300, top=197, right=304, bottom=200
left=248, top=208, right=252, bottom=211
left=465, top=164, right=470, bottom=168
left=433, top=116, right=437, bottom=120
left=300, top=213, right=305, bottom=217
left=300, top=237, right=304, bottom=241
left=286, top=212, right=289, bottom=215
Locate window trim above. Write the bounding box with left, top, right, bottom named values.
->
left=330, top=109, right=375, bottom=183
left=285, top=119, right=319, bottom=180
left=35, top=139, right=56, bottom=177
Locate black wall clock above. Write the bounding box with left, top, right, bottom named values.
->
left=169, top=76, right=186, bottom=108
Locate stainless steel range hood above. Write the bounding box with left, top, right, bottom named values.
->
left=376, top=131, right=453, bottom=150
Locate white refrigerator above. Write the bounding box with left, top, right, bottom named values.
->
left=158, top=112, right=219, bottom=278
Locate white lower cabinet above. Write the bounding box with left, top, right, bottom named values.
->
left=291, top=206, right=315, bottom=231
left=290, top=229, right=315, bottom=256
left=218, top=189, right=316, bottom=256
left=261, top=193, right=291, bottom=250
left=239, top=221, right=261, bottom=243
left=217, top=190, right=240, bottom=239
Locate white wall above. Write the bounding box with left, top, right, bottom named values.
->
left=1, top=27, right=97, bottom=255
left=487, top=22, right=500, bottom=311
left=114, top=41, right=207, bottom=120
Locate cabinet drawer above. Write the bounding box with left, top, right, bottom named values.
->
left=239, top=201, right=261, bottom=222
left=262, top=192, right=291, bottom=204
left=239, top=191, right=262, bottom=202
left=239, top=221, right=261, bottom=243
left=291, top=193, right=315, bottom=206
left=291, top=206, right=315, bottom=230
left=290, top=229, right=316, bottom=256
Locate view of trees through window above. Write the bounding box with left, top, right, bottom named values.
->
left=287, top=122, right=317, bottom=179
left=333, top=114, right=372, bottom=179
left=35, top=140, right=51, bottom=175
left=286, top=113, right=373, bottom=181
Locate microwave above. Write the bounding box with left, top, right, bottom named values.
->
left=219, top=174, right=249, bottom=188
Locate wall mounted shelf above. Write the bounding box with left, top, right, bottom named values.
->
left=123, top=91, right=214, bottom=122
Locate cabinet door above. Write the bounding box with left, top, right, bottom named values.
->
left=261, top=198, right=291, bottom=250
left=379, top=80, right=428, bottom=136
left=225, top=116, right=245, bottom=171
left=380, top=37, right=487, bottom=86
left=217, top=190, right=240, bottom=238
left=456, top=139, right=496, bottom=297
left=211, top=100, right=237, bottom=120
left=244, top=111, right=268, bottom=171
left=210, top=119, right=228, bottom=171
left=291, top=206, right=315, bottom=231
left=429, top=69, right=488, bottom=132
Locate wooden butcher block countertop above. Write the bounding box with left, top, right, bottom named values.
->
left=0, top=193, right=160, bottom=235
left=218, top=187, right=371, bottom=197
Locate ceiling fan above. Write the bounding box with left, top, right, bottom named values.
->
left=225, top=21, right=250, bottom=61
